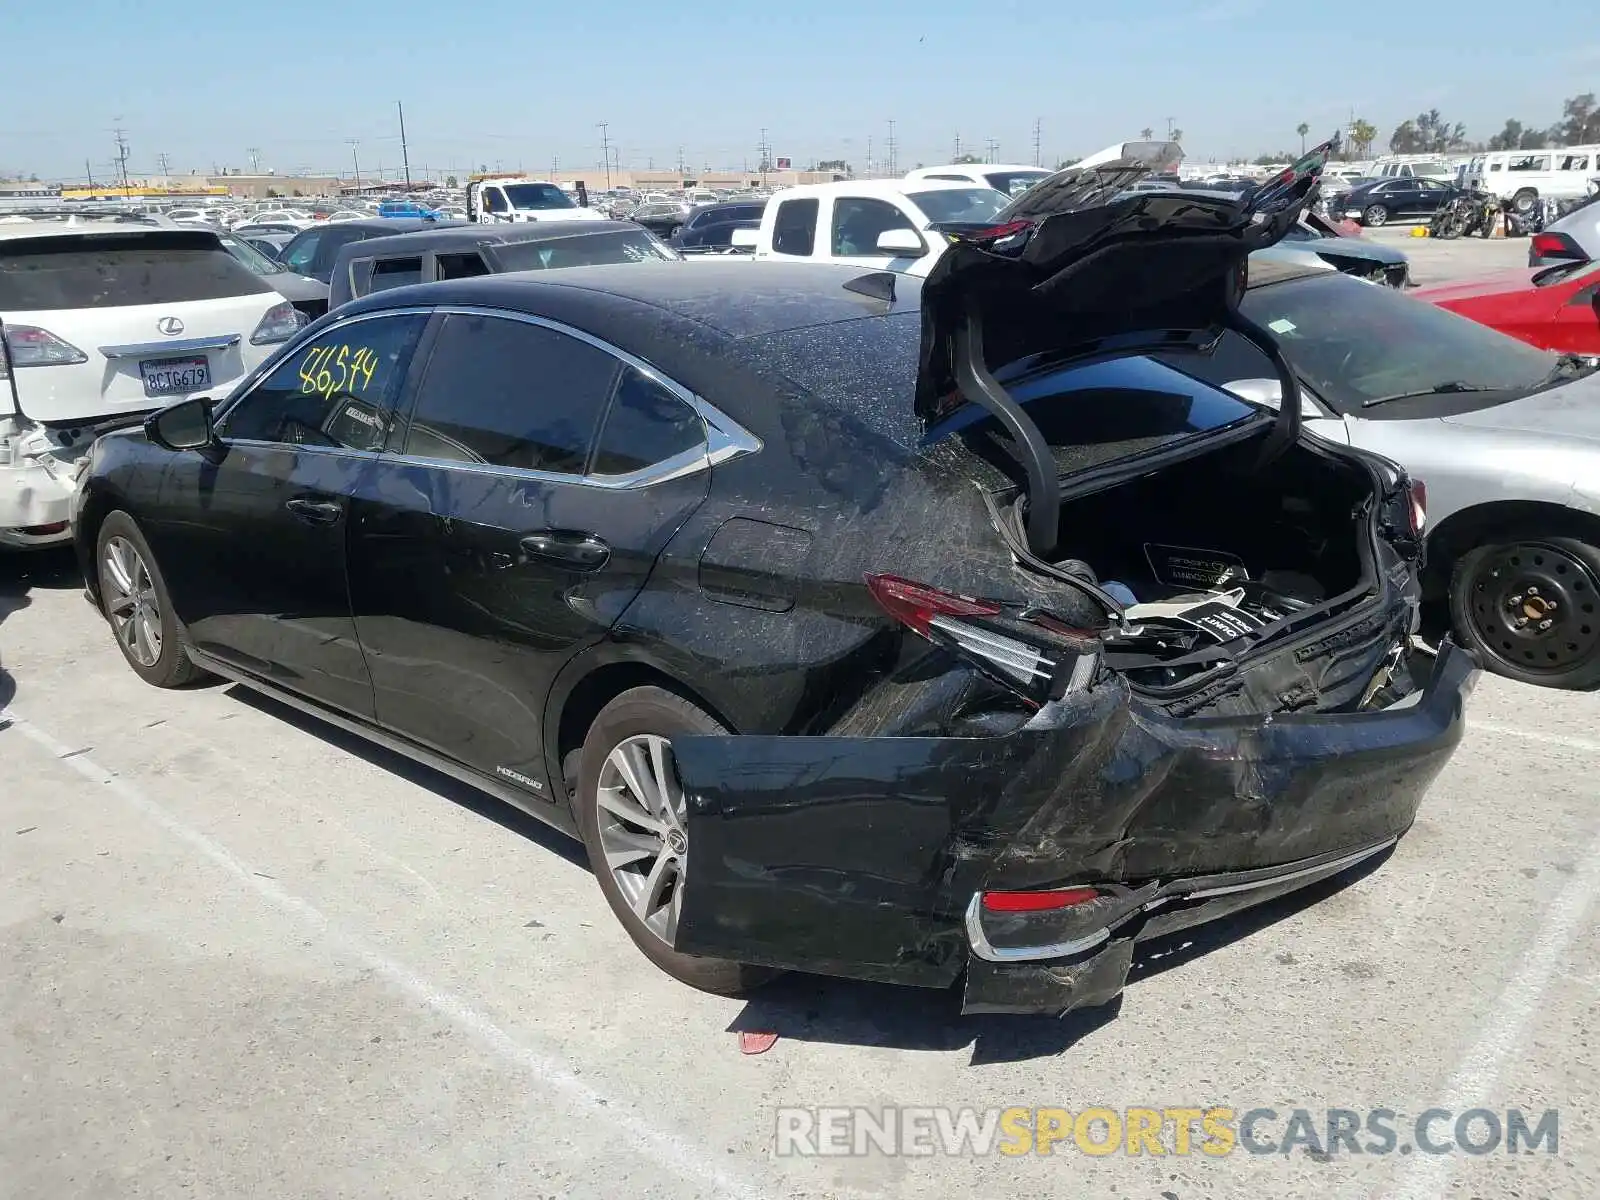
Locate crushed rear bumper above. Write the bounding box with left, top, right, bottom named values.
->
left=672, top=638, right=1477, bottom=1015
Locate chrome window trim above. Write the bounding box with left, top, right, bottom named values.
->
left=214, top=302, right=762, bottom=490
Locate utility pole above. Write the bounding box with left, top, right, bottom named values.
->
left=985, top=137, right=999, bottom=163
left=677, top=145, right=686, bottom=178
left=84, top=158, right=95, bottom=188
left=347, top=139, right=361, bottom=194
left=597, top=122, right=612, bottom=189
left=156, top=152, right=170, bottom=176
left=1032, top=118, right=1042, bottom=168
left=1166, top=117, right=1176, bottom=140
left=112, top=122, right=132, bottom=191
left=866, top=134, right=873, bottom=177
left=758, top=127, right=770, bottom=190
left=954, top=131, right=962, bottom=160
left=396, top=101, right=413, bottom=189
left=886, top=119, right=897, bottom=175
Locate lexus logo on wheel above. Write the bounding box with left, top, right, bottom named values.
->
left=156, top=316, right=185, bottom=336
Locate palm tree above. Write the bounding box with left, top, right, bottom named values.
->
left=1171, top=128, right=1183, bottom=143
left=1297, top=122, right=1310, bottom=154
left=1140, top=127, right=1155, bottom=140
left=1349, top=118, right=1378, bottom=160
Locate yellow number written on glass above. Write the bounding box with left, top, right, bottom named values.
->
left=298, top=343, right=381, bottom=398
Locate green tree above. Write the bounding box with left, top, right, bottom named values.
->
left=1140, top=127, right=1155, bottom=140
left=817, top=158, right=849, bottom=172
left=1056, top=157, right=1081, bottom=169
left=1296, top=122, right=1310, bottom=154
left=1349, top=118, right=1378, bottom=159
left=952, top=153, right=985, bottom=164
left=1559, top=93, right=1599, bottom=145
left=1488, top=119, right=1524, bottom=151
left=445, top=174, right=458, bottom=188
left=1170, top=128, right=1183, bottom=143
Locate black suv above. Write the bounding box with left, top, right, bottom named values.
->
left=670, top=200, right=767, bottom=252
left=73, top=142, right=1474, bottom=1018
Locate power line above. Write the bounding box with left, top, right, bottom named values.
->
left=112, top=122, right=132, bottom=190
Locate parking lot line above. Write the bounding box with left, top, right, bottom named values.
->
left=1384, top=798, right=1600, bottom=1200
left=1, top=705, right=769, bottom=1200
left=1472, top=721, right=1600, bottom=756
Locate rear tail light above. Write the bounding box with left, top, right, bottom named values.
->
left=1408, top=478, right=1426, bottom=536
left=1531, top=232, right=1585, bottom=263
left=865, top=573, right=1097, bottom=706
left=249, top=300, right=307, bottom=345
left=0, top=325, right=87, bottom=377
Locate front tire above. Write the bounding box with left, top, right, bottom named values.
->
left=1363, top=204, right=1389, bottom=227
left=1449, top=536, right=1600, bottom=689
left=574, top=685, right=779, bottom=996
left=1512, top=188, right=1538, bottom=215
left=95, top=511, right=208, bottom=688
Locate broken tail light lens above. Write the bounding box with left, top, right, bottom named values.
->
left=249, top=300, right=307, bottom=345
left=866, top=573, right=1085, bottom=706
left=0, top=325, right=87, bottom=377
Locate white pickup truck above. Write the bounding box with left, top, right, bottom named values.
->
left=727, top=178, right=1011, bottom=276
left=465, top=176, right=609, bottom=225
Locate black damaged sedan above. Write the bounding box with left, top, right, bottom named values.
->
left=72, top=142, right=1477, bottom=1016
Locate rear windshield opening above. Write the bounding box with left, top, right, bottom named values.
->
left=493, top=231, right=676, bottom=271
left=0, top=233, right=271, bottom=310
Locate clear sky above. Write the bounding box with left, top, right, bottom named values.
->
left=4, top=0, right=1598, bottom=182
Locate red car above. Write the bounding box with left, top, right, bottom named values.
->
left=1412, top=261, right=1600, bottom=356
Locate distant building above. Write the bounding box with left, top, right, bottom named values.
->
left=204, top=173, right=341, bottom=199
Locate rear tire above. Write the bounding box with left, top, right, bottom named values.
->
left=95, top=511, right=209, bottom=688
left=1512, top=188, right=1538, bottom=215
left=1448, top=535, right=1600, bottom=689
left=574, top=685, right=780, bottom=996
left=1362, top=204, right=1389, bottom=227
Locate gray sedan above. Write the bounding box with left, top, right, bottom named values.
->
left=1530, top=185, right=1600, bottom=267
left=1172, top=250, right=1600, bottom=688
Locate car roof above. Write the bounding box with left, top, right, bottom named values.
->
left=335, top=219, right=644, bottom=258
left=308, top=217, right=466, bottom=235
left=907, top=163, right=1047, bottom=176
left=0, top=221, right=218, bottom=243
left=345, top=261, right=921, bottom=340
left=772, top=178, right=987, bottom=200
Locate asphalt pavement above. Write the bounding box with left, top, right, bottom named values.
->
left=3, top=232, right=1595, bottom=1200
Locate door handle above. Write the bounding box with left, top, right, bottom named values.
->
left=519, top=531, right=611, bottom=571
left=284, top=497, right=344, bottom=526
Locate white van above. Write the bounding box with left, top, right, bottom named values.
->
left=1370, top=156, right=1455, bottom=181
left=1459, top=147, right=1599, bottom=211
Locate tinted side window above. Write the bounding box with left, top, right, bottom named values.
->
left=484, top=187, right=507, bottom=213
left=369, top=256, right=424, bottom=292
left=437, top=252, right=491, bottom=280
left=771, top=198, right=818, bottom=256
left=405, top=313, right=619, bottom=473
left=281, top=230, right=322, bottom=274
left=590, top=366, right=705, bottom=476
left=217, top=314, right=427, bottom=450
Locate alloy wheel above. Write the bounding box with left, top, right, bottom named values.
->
left=1466, top=542, right=1600, bottom=674
left=595, top=733, right=689, bottom=945
left=103, top=535, right=163, bottom=667
left=1363, top=205, right=1388, bottom=227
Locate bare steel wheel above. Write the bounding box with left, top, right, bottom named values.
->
left=596, top=733, right=689, bottom=945
left=575, top=685, right=779, bottom=995
left=95, top=510, right=206, bottom=688
left=1449, top=535, right=1600, bottom=689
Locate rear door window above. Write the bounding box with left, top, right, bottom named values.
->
left=436, top=252, right=492, bottom=280
left=403, top=312, right=620, bottom=473
left=0, top=232, right=271, bottom=309
left=770, top=198, right=818, bottom=256
left=589, top=366, right=705, bottom=476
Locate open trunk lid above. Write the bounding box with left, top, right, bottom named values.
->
left=915, top=135, right=1341, bottom=559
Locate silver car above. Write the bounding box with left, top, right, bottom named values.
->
left=1175, top=250, right=1600, bottom=688
left=1529, top=182, right=1600, bottom=267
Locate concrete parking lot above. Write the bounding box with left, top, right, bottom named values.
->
left=4, top=231, right=1596, bottom=1200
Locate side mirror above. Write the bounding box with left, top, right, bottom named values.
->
left=146, top=397, right=216, bottom=451
left=729, top=227, right=759, bottom=249
left=875, top=228, right=924, bottom=255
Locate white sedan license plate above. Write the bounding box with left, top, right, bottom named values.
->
left=140, top=356, right=210, bottom=398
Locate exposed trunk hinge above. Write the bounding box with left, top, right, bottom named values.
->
left=953, top=309, right=1062, bottom=559
left=1226, top=308, right=1301, bottom=468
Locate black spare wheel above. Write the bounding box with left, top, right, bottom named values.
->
left=575, top=685, right=779, bottom=995
left=1450, top=536, right=1600, bottom=688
